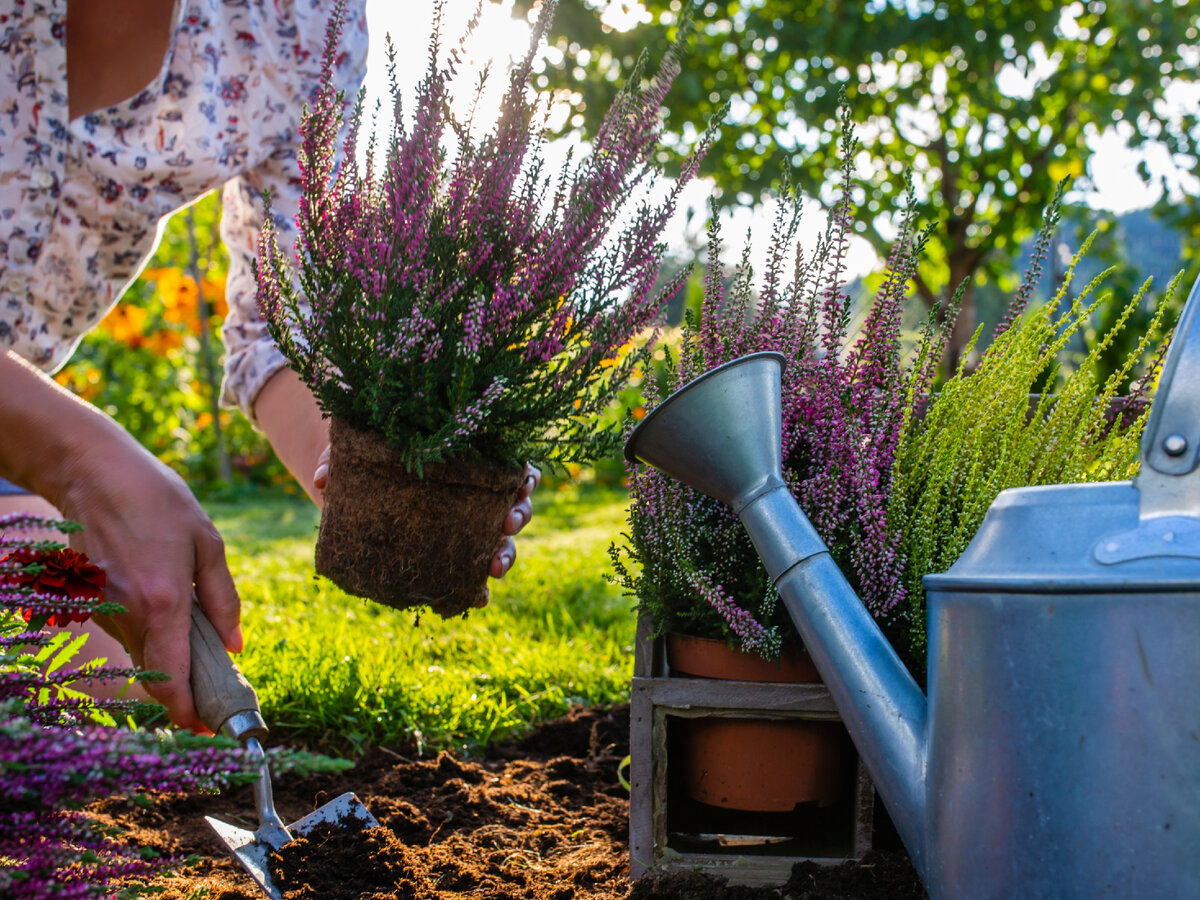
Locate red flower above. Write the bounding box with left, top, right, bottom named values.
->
left=2, top=547, right=106, bottom=628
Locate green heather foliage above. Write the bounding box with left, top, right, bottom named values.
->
left=888, top=236, right=1179, bottom=666
left=613, top=113, right=952, bottom=659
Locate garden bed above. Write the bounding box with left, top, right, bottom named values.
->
left=96, top=705, right=923, bottom=899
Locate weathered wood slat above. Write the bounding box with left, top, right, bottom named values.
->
left=629, top=634, right=875, bottom=886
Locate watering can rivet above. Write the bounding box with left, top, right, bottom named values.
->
left=1164, top=531, right=1176, bottom=542
left=1105, top=541, right=1120, bottom=553
left=1163, top=434, right=1188, bottom=457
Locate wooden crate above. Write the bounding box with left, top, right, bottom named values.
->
left=629, top=618, right=874, bottom=886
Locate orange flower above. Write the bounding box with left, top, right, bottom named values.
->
left=157, top=268, right=200, bottom=327
left=201, top=273, right=228, bottom=319
left=99, top=305, right=148, bottom=346
left=146, top=329, right=183, bottom=355
left=56, top=366, right=103, bottom=401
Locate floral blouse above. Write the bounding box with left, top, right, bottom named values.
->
left=0, top=0, right=367, bottom=422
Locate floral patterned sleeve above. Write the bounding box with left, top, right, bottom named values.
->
left=218, top=162, right=294, bottom=424
left=218, top=6, right=368, bottom=425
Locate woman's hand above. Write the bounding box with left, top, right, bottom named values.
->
left=259, top=368, right=542, bottom=602
left=59, top=441, right=241, bottom=733
left=489, top=463, right=540, bottom=579
left=0, top=350, right=241, bottom=732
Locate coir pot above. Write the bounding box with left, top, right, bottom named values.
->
left=316, top=418, right=525, bottom=616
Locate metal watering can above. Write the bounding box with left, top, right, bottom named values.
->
left=624, top=276, right=1200, bottom=899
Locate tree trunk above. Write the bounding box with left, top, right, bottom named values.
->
left=941, top=252, right=978, bottom=374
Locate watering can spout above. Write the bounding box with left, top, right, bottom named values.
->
left=625, top=352, right=931, bottom=877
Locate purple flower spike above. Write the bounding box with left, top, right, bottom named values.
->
left=256, top=0, right=720, bottom=472
left=613, top=104, right=954, bottom=659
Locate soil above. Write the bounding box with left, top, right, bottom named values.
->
left=95, top=705, right=924, bottom=899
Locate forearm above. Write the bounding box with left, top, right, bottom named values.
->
left=0, top=350, right=140, bottom=505
left=253, top=367, right=329, bottom=507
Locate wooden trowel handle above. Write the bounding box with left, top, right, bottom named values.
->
left=189, top=602, right=268, bottom=742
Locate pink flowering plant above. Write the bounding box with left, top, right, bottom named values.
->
left=614, top=112, right=1169, bottom=665
left=0, top=513, right=347, bottom=899
left=611, top=114, right=956, bottom=660
left=258, top=1, right=719, bottom=470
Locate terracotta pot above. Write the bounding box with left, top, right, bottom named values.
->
left=667, top=632, right=853, bottom=812
left=315, top=418, right=525, bottom=616
left=666, top=632, right=820, bottom=682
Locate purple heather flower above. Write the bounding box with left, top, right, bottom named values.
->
left=617, top=109, right=955, bottom=658
left=0, top=515, right=261, bottom=899
left=256, top=0, right=719, bottom=469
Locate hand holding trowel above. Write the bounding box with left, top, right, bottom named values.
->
left=187, top=603, right=379, bottom=899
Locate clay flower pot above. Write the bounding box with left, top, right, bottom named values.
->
left=667, top=633, right=854, bottom=812
left=315, top=418, right=525, bottom=616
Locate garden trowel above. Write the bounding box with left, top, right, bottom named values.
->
left=187, top=603, right=380, bottom=900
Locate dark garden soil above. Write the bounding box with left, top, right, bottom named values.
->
left=94, top=705, right=924, bottom=899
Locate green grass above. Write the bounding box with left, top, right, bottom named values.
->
left=203, top=481, right=635, bottom=756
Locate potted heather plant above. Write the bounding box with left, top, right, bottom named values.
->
left=612, top=116, right=945, bottom=672
left=886, top=225, right=1178, bottom=672
left=613, top=114, right=1172, bottom=818
left=612, top=116, right=946, bottom=813
left=258, top=2, right=718, bottom=615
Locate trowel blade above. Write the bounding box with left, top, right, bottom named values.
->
left=206, top=792, right=379, bottom=900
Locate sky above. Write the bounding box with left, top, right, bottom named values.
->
left=362, top=0, right=1188, bottom=278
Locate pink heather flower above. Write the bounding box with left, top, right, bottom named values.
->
left=256, top=0, right=720, bottom=470
left=615, top=107, right=958, bottom=658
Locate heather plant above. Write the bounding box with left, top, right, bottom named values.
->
left=258, top=0, right=719, bottom=471
left=614, top=117, right=1170, bottom=665
left=0, top=514, right=346, bottom=899
left=887, top=225, right=1177, bottom=666
left=612, top=113, right=955, bottom=658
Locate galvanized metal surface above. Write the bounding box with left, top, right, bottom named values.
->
left=245, top=738, right=292, bottom=850
left=1140, top=272, right=1200, bottom=493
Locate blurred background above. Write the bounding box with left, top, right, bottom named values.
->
left=54, top=0, right=1200, bottom=496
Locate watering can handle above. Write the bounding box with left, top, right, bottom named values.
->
left=188, top=601, right=268, bottom=742
left=1137, top=271, right=1200, bottom=518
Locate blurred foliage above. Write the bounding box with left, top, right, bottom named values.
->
left=514, top=0, right=1200, bottom=364
left=53, top=194, right=292, bottom=496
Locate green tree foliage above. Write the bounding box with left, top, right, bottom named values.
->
left=516, top=0, right=1200, bottom=362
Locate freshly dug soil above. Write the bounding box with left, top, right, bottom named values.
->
left=95, top=705, right=924, bottom=899
left=316, top=418, right=526, bottom=616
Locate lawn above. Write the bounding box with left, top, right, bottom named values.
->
left=203, top=480, right=635, bottom=755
